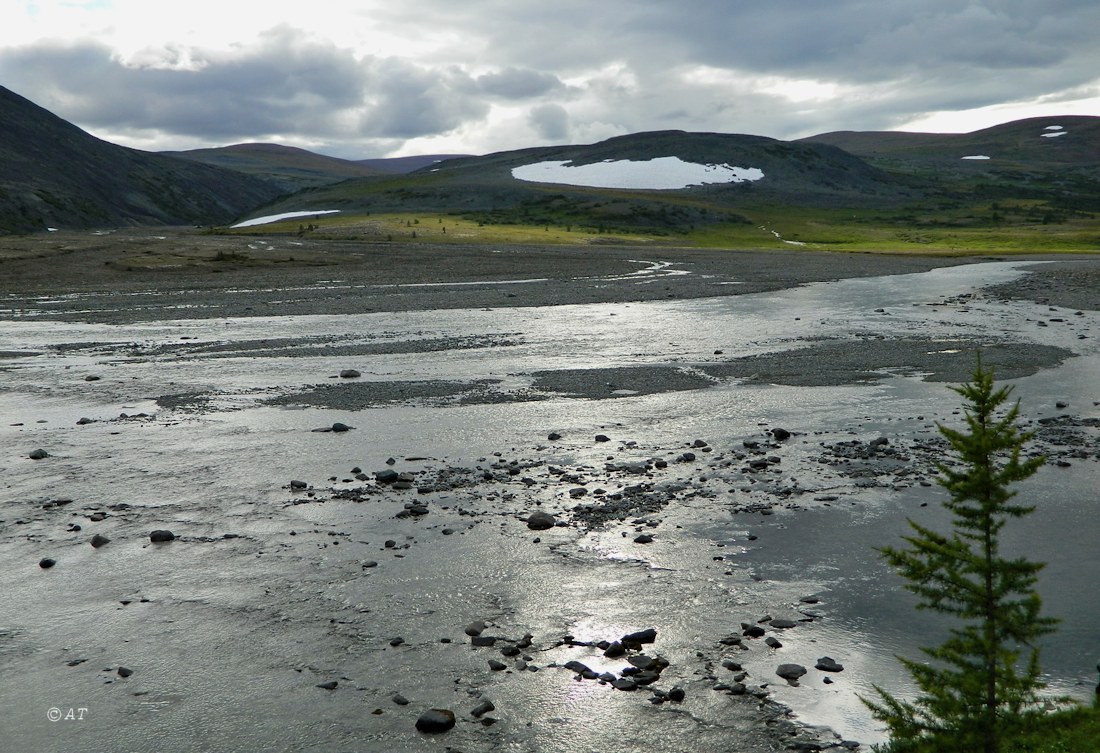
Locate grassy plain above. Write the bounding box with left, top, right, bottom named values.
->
left=226, top=205, right=1100, bottom=255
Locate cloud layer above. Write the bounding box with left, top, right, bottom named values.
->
left=2, top=0, right=1098, bottom=157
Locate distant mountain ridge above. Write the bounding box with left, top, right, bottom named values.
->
left=0, top=85, right=282, bottom=234
left=802, top=116, right=1100, bottom=168
left=2, top=82, right=1097, bottom=236
left=163, top=143, right=385, bottom=191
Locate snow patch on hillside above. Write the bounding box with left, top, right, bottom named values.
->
left=232, top=210, right=341, bottom=228
left=511, top=157, right=764, bottom=190
left=1040, top=131, right=1068, bottom=138
left=961, top=155, right=991, bottom=160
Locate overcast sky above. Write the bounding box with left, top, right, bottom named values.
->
left=3, top=0, right=1098, bottom=159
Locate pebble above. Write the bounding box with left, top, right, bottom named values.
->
left=149, top=530, right=175, bottom=543
left=815, top=656, right=845, bottom=673
left=339, top=369, right=361, bottom=378
left=470, top=700, right=495, bottom=718
left=29, top=449, right=49, bottom=460
left=316, top=681, right=338, bottom=690
left=415, top=708, right=456, bottom=733
left=90, top=534, right=111, bottom=548
left=39, top=557, right=57, bottom=569
left=117, top=667, right=133, bottom=678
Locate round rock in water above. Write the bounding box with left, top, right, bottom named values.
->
left=815, top=656, right=845, bottom=673
left=776, top=663, right=807, bottom=681
left=29, top=449, right=49, bottom=460
left=415, top=708, right=456, bottom=733
left=90, top=534, right=111, bottom=549
left=149, top=530, right=176, bottom=543
left=526, top=511, right=557, bottom=530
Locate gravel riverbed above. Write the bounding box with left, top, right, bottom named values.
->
left=2, top=230, right=1098, bottom=752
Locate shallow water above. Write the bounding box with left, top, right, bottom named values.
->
left=2, top=259, right=1097, bottom=751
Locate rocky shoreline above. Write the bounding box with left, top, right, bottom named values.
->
left=2, top=236, right=1098, bottom=752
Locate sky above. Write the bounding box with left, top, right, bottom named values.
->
left=2, top=0, right=1099, bottom=160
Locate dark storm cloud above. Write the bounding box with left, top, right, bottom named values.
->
left=476, top=67, right=562, bottom=99
left=0, top=25, right=490, bottom=147
left=0, top=28, right=368, bottom=140
left=358, top=59, right=488, bottom=138
left=528, top=103, right=570, bottom=141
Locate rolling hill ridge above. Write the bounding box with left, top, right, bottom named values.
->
left=0, top=85, right=282, bottom=234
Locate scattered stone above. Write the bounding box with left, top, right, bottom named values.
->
left=84, top=375, right=101, bottom=382
left=612, top=678, right=638, bottom=691
left=39, top=558, right=56, bottom=569
left=415, top=708, right=456, bottom=733
left=375, top=469, right=400, bottom=484
left=471, top=635, right=497, bottom=647
left=290, top=480, right=308, bottom=490
left=362, top=561, right=379, bottom=569
left=771, top=428, right=791, bottom=441
left=668, top=686, right=686, bottom=702
left=487, top=659, right=507, bottom=671
left=594, top=434, right=611, bottom=443
left=815, top=657, right=845, bottom=673
left=29, top=449, right=49, bottom=460
left=776, top=664, right=807, bottom=681
left=621, top=628, right=657, bottom=646
left=339, top=369, right=362, bottom=379
left=765, top=636, right=783, bottom=649
left=392, top=694, right=410, bottom=706
left=90, top=534, right=110, bottom=549
left=547, top=432, right=562, bottom=441
left=770, top=618, right=799, bottom=629
left=633, top=534, right=654, bottom=544
left=465, top=620, right=487, bottom=637
left=526, top=511, right=557, bottom=530
left=117, top=667, right=133, bottom=678
left=316, top=681, right=338, bottom=690
left=742, top=625, right=766, bottom=638
left=471, top=700, right=495, bottom=718
left=76, top=417, right=94, bottom=425
left=149, top=530, right=175, bottom=543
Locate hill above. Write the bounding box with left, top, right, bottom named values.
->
left=802, top=116, right=1100, bottom=214
left=0, top=85, right=282, bottom=234
left=164, top=143, right=385, bottom=191
left=356, top=154, right=472, bottom=174
left=240, top=130, right=916, bottom=234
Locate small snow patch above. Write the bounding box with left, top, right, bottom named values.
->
left=1040, top=131, right=1067, bottom=138
left=231, top=210, right=341, bottom=228
left=961, top=155, right=991, bottom=160
left=1044, top=125, right=1064, bottom=131
left=511, top=157, right=764, bottom=190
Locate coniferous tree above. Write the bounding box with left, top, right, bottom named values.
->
left=863, top=360, right=1057, bottom=753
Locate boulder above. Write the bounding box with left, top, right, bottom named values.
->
left=526, top=511, right=557, bottom=530
left=776, top=663, right=807, bottom=681
left=415, top=708, right=456, bottom=733
left=815, top=657, right=845, bottom=673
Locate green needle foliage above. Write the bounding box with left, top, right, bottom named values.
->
left=864, top=359, right=1057, bottom=753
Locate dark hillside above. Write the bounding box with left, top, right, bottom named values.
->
left=165, top=143, right=384, bottom=191
left=243, top=130, right=916, bottom=234
left=0, top=85, right=282, bottom=234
